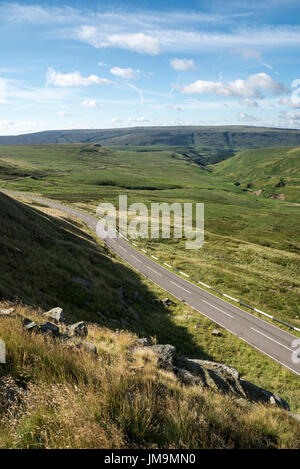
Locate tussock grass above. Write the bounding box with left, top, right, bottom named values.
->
left=0, top=310, right=299, bottom=449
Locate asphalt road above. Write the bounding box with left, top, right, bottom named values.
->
left=3, top=190, right=300, bottom=377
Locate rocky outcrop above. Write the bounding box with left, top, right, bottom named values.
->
left=66, top=321, right=88, bottom=338
left=43, top=307, right=64, bottom=323
left=0, top=307, right=15, bottom=316
left=136, top=342, right=290, bottom=411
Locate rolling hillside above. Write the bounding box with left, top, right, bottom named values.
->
left=1, top=126, right=300, bottom=164
left=213, top=146, right=300, bottom=202
left=0, top=192, right=299, bottom=448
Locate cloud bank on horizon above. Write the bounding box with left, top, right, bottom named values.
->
left=0, top=0, right=300, bottom=134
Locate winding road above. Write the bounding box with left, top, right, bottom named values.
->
left=3, top=189, right=300, bottom=377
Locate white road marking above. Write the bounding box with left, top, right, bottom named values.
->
left=170, top=280, right=191, bottom=293
left=250, top=328, right=293, bottom=352
left=164, top=262, right=172, bottom=268
left=131, top=255, right=142, bottom=263
left=146, top=266, right=162, bottom=276
left=202, top=299, right=234, bottom=318
left=179, top=271, right=189, bottom=277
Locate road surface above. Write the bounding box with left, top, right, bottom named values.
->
left=3, top=190, right=300, bottom=377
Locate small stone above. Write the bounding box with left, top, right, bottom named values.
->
left=15, top=248, right=22, bottom=254
left=137, top=338, right=149, bottom=347
left=43, top=307, right=64, bottom=323
left=81, top=341, right=98, bottom=356
left=0, top=308, right=14, bottom=316
left=40, top=322, right=60, bottom=336
left=67, top=321, right=88, bottom=337
left=23, top=318, right=38, bottom=332
left=212, top=329, right=221, bottom=337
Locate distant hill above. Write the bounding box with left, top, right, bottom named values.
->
left=213, top=146, right=300, bottom=202
left=1, top=125, right=300, bottom=164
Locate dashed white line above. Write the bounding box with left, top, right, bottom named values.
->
left=250, top=328, right=293, bottom=352
left=131, top=255, right=142, bottom=263
left=119, top=245, right=127, bottom=252
left=170, top=280, right=191, bottom=293
left=202, top=299, right=234, bottom=318
left=146, top=266, right=162, bottom=276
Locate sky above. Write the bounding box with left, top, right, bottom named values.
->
left=1, top=0, right=300, bottom=135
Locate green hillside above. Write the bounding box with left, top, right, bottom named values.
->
left=213, top=146, right=300, bottom=202
left=1, top=126, right=300, bottom=165
left=0, top=192, right=299, bottom=448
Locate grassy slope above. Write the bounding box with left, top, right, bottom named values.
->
left=0, top=191, right=299, bottom=416
left=212, top=146, right=300, bottom=202
left=0, top=193, right=299, bottom=449
left=1, top=144, right=298, bottom=327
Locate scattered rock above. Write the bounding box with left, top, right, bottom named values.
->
left=239, top=379, right=290, bottom=411
left=72, top=277, right=91, bottom=289
left=252, top=189, right=262, bottom=196
left=15, top=248, right=22, bottom=254
left=40, top=322, right=60, bottom=337
left=66, top=321, right=88, bottom=338
left=43, top=307, right=64, bottom=323
left=23, top=318, right=38, bottom=332
left=79, top=341, right=98, bottom=356
left=269, top=193, right=285, bottom=200
left=147, top=344, right=176, bottom=370
left=152, top=297, right=175, bottom=308
left=137, top=338, right=149, bottom=346
left=0, top=307, right=14, bottom=316
left=162, top=298, right=175, bottom=307
left=212, top=329, right=221, bottom=337
left=139, top=342, right=290, bottom=411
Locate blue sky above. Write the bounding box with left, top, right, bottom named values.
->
left=1, top=0, right=300, bottom=134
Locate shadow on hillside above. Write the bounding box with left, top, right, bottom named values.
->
left=0, top=192, right=215, bottom=360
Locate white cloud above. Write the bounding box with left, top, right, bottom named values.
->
left=46, top=67, right=111, bottom=87
left=169, top=105, right=182, bottom=111
left=81, top=99, right=103, bottom=108
left=178, top=73, right=288, bottom=98
left=282, top=111, right=300, bottom=120
left=238, top=112, right=259, bottom=121
left=77, top=27, right=160, bottom=55
left=112, top=118, right=121, bottom=123
left=170, top=58, right=196, bottom=71
left=0, top=120, right=14, bottom=130
left=110, top=67, right=140, bottom=80
left=239, top=98, right=259, bottom=107
left=57, top=111, right=70, bottom=116
left=125, top=116, right=149, bottom=124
